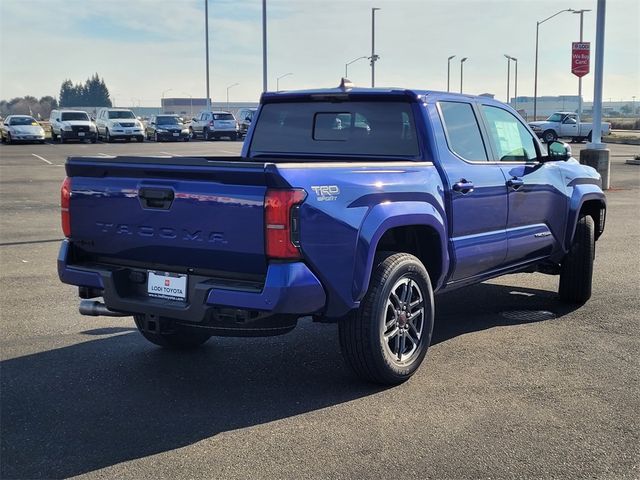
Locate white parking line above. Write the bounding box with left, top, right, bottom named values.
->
left=31, top=153, right=52, bottom=165
left=97, top=153, right=112, bottom=157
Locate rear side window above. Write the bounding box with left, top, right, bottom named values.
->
left=213, top=113, right=234, bottom=120
left=439, top=102, right=487, bottom=161
left=250, top=101, right=419, bottom=158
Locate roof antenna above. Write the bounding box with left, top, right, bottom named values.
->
left=339, top=78, right=354, bottom=91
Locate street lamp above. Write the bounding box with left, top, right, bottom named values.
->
left=534, top=8, right=574, bottom=120
left=371, top=7, right=381, bottom=87
left=447, top=55, right=455, bottom=92
left=345, top=56, right=368, bottom=78
left=504, top=55, right=518, bottom=108
left=504, top=54, right=512, bottom=104
left=511, top=56, right=518, bottom=111
left=459, top=57, right=468, bottom=94
left=226, top=83, right=239, bottom=112
left=276, top=73, right=293, bottom=91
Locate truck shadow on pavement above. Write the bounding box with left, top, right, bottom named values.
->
left=1, top=281, right=579, bottom=479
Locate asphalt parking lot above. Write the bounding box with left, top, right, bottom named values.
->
left=1, top=140, right=638, bottom=479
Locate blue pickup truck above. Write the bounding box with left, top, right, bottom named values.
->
left=58, top=83, right=606, bottom=384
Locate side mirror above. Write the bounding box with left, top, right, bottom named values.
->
left=56, top=118, right=60, bottom=122
left=244, top=117, right=251, bottom=122
left=546, top=140, right=572, bottom=161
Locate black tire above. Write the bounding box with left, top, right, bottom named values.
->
left=189, top=127, right=194, bottom=139
left=136, top=136, right=144, bottom=143
left=133, top=315, right=212, bottom=349
left=91, top=136, right=97, bottom=144
left=153, top=132, right=158, bottom=142
left=339, top=252, right=434, bottom=385
left=543, top=129, right=557, bottom=143
left=59, top=133, right=65, bottom=144
left=587, top=131, right=592, bottom=142
left=51, top=131, right=57, bottom=141
left=6, top=133, right=12, bottom=144
left=105, top=129, right=112, bottom=143
left=203, top=127, right=210, bottom=141
left=559, top=215, right=595, bottom=304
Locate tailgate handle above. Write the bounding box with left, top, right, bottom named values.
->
left=138, top=188, right=175, bottom=209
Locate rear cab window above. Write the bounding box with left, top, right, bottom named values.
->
left=249, top=101, right=419, bottom=159
left=438, top=101, right=488, bottom=161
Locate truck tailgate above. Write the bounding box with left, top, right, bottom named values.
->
left=66, top=156, right=269, bottom=276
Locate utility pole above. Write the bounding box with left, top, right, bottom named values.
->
left=205, top=0, right=211, bottom=110
left=371, top=8, right=381, bottom=87
left=262, top=0, right=267, bottom=92
left=581, top=0, right=609, bottom=190
left=574, top=9, right=591, bottom=131
left=447, top=55, right=455, bottom=92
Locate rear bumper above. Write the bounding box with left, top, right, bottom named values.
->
left=57, top=240, right=326, bottom=320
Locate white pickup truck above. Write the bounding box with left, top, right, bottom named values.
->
left=529, top=112, right=611, bottom=143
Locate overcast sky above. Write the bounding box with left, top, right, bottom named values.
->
left=1, top=0, right=638, bottom=105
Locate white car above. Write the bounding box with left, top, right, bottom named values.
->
left=50, top=109, right=97, bottom=143
left=0, top=115, right=45, bottom=144
left=190, top=111, right=239, bottom=140
left=95, top=108, right=145, bottom=142
left=529, top=112, right=611, bottom=143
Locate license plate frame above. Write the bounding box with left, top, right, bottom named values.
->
left=147, top=271, right=188, bottom=301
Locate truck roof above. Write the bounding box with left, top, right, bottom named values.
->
left=261, top=86, right=493, bottom=104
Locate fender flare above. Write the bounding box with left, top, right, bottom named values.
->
left=351, top=201, right=448, bottom=302
left=565, top=185, right=606, bottom=249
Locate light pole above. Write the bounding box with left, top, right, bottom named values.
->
left=370, top=7, right=381, bottom=87
left=573, top=9, right=591, bottom=130
left=276, top=73, right=293, bottom=92
left=226, top=83, right=239, bottom=112
left=633, top=96, right=637, bottom=115
left=459, top=57, right=468, bottom=94
left=204, top=0, right=211, bottom=109
left=534, top=8, right=574, bottom=120
left=262, top=0, right=267, bottom=92
left=345, top=56, right=368, bottom=78
left=504, top=54, right=511, bottom=104
left=504, top=55, right=518, bottom=108
left=447, top=55, right=455, bottom=92
left=161, top=89, right=173, bottom=113
left=512, top=56, right=518, bottom=111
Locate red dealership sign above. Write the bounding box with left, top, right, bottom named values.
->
left=572, top=42, right=590, bottom=78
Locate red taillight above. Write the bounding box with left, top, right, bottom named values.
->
left=61, top=177, right=71, bottom=237
left=265, top=189, right=306, bottom=259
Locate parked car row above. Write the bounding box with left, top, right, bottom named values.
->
left=1, top=107, right=255, bottom=145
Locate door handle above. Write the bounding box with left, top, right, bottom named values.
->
left=138, top=187, right=175, bottom=209
left=506, top=177, right=524, bottom=191
left=452, top=179, right=474, bottom=195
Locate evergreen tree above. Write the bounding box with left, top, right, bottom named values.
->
left=59, top=79, right=74, bottom=107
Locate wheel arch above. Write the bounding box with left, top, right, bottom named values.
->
left=352, top=202, right=449, bottom=303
